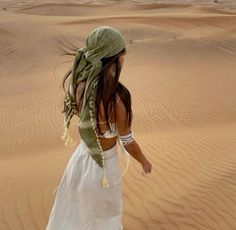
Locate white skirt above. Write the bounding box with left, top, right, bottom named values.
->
left=46, top=138, right=129, bottom=230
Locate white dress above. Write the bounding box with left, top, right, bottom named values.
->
left=46, top=133, right=130, bottom=230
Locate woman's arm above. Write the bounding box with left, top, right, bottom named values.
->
left=116, top=96, right=152, bottom=174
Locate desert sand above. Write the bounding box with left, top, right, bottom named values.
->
left=0, top=0, right=236, bottom=229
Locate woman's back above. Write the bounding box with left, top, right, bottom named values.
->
left=76, top=81, right=131, bottom=151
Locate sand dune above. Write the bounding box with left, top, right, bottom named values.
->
left=0, top=1, right=236, bottom=230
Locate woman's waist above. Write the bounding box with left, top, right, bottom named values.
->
left=79, top=139, right=118, bottom=159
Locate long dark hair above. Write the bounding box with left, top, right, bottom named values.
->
left=60, top=44, right=132, bottom=135
left=95, top=48, right=132, bottom=135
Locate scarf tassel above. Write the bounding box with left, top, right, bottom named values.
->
left=61, top=126, right=77, bottom=147
left=101, top=175, right=109, bottom=188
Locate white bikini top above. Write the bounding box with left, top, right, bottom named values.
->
left=97, top=121, right=118, bottom=138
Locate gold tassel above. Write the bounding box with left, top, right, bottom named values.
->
left=61, top=126, right=77, bottom=147
left=68, top=136, right=77, bottom=147
left=65, top=136, right=70, bottom=146
left=101, top=175, right=109, bottom=188
left=61, top=127, right=69, bottom=141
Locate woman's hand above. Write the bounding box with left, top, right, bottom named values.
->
left=141, top=159, right=152, bottom=175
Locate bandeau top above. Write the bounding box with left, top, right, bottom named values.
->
left=97, top=121, right=118, bottom=138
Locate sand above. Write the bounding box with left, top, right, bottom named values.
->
left=0, top=1, right=236, bottom=229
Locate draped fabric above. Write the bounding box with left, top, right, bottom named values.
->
left=46, top=140, right=124, bottom=230
left=61, top=26, right=126, bottom=188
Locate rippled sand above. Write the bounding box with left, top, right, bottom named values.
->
left=0, top=1, right=236, bottom=229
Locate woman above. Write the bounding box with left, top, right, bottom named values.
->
left=46, top=26, right=152, bottom=230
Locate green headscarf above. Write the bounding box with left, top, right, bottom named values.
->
left=61, top=26, right=126, bottom=187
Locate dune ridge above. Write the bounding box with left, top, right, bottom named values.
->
left=0, top=1, right=236, bottom=230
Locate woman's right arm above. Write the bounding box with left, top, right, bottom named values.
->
left=116, top=96, right=152, bottom=174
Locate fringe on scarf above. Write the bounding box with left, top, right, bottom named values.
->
left=61, top=120, right=77, bottom=148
